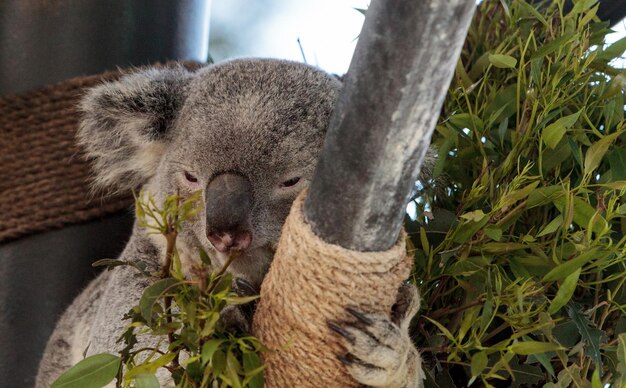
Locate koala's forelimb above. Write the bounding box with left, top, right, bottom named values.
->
left=331, top=283, right=424, bottom=388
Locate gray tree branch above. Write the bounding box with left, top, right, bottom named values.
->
left=304, top=0, right=476, bottom=252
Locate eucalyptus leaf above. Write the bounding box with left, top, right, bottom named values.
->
left=51, top=354, right=120, bottom=388
left=139, top=277, right=179, bottom=324
left=608, top=148, right=626, bottom=181
left=242, top=352, right=264, bottom=388
left=509, top=341, right=562, bottom=355
left=542, top=111, right=581, bottom=149
left=530, top=33, right=575, bottom=59
left=548, top=268, right=581, bottom=314
left=542, top=248, right=600, bottom=282
left=489, top=54, right=517, bottom=69
left=470, top=351, right=488, bottom=377
left=584, top=131, right=621, bottom=175
left=616, top=333, right=626, bottom=385
left=597, top=36, right=626, bottom=61
left=134, top=373, right=160, bottom=388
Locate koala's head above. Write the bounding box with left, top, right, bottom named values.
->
left=79, top=59, right=341, bottom=284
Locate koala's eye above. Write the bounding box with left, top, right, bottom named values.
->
left=281, top=177, right=301, bottom=188
left=184, top=171, right=198, bottom=183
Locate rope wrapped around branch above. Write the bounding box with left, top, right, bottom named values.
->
left=252, top=189, right=413, bottom=386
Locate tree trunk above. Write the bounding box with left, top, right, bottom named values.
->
left=304, top=0, right=476, bottom=252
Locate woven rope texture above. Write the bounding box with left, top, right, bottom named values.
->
left=0, top=69, right=137, bottom=243
left=0, top=62, right=202, bottom=243
left=252, top=190, right=413, bottom=387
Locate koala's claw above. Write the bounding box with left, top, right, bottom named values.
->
left=328, top=321, right=356, bottom=343
left=330, top=284, right=424, bottom=387
left=346, top=306, right=375, bottom=326
left=219, top=277, right=260, bottom=334
left=233, top=277, right=258, bottom=297
left=219, top=305, right=250, bottom=334
left=337, top=353, right=355, bottom=366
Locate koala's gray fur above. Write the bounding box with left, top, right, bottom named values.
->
left=36, top=58, right=424, bottom=387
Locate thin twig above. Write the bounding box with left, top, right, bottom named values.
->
left=425, top=297, right=485, bottom=320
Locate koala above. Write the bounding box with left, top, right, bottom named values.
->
left=36, top=58, right=424, bottom=388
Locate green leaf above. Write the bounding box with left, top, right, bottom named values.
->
left=597, top=36, right=626, bottom=61
left=570, top=0, right=598, bottom=14
left=226, top=295, right=260, bottom=305
left=568, top=304, right=607, bottom=368
left=139, top=277, right=179, bottom=324
left=481, top=242, right=526, bottom=253
left=432, top=135, right=454, bottom=179
left=599, top=73, right=626, bottom=100
left=608, top=148, right=626, bottom=181
left=542, top=248, right=599, bottom=282
left=489, top=54, right=517, bottom=68
left=212, top=349, right=227, bottom=377
left=470, top=351, right=488, bottom=377
left=542, top=140, right=573, bottom=173
left=509, top=341, right=562, bottom=355
left=460, top=209, right=487, bottom=222
left=531, top=33, right=576, bottom=59
left=134, top=373, right=160, bottom=388
left=484, top=85, right=517, bottom=123
left=548, top=268, right=581, bottom=314
left=198, top=248, right=212, bottom=265
left=527, top=185, right=564, bottom=208
left=518, top=1, right=548, bottom=26
left=51, top=353, right=120, bottom=388
left=567, top=136, right=584, bottom=168
left=591, top=368, right=602, bottom=388
left=542, top=111, right=581, bottom=149
left=538, top=215, right=563, bottom=237
left=553, top=320, right=581, bottom=347
left=242, top=352, right=264, bottom=388
left=501, top=181, right=541, bottom=208
left=448, top=113, right=485, bottom=132
left=528, top=351, right=556, bottom=378
left=584, top=131, right=621, bottom=175
left=91, top=259, right=128, bottom=270
left=202, top=339, right=225, bottom=365
left=484, top=225, right=502, bottom=241
left=126, top=353, right=177, bottom=378
left=453, top=217, right=489, bottom=244
left=604, top=181, right=626, bottom=190
left=226, top=351, right=243, bottom=388
left=553, top=196, right=606, bottom=234
left=508, top=356, right=544, bottom=388
left=424, top=317, right=456, bottom=342
left=616, top=333, right=626, bottom=385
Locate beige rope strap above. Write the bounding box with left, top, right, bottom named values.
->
left=253, top=189, right=413, bottom=387
left=0, top=62, right=200, bottom=243
left=0, top=70, right=132, bottom=243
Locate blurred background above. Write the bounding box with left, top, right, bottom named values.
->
left=209, top=0, right=625, bottom=74
left=209, top=0, right=368, bottom=74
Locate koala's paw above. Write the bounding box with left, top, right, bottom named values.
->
left=219, top=278, right=259, bottom=334
left=328, top=283, right=424, bottom=388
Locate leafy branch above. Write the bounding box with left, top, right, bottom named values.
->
left=52, top=191, right=265, bottom=388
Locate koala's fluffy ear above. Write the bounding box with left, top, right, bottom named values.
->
left=78, top=66, right=193, bottom=192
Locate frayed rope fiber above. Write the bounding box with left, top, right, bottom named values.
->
left=252, top=189, right=413, bottom=387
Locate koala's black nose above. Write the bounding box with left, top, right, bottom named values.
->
left=205, top=173, right=253, bottom=252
